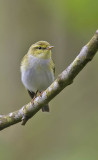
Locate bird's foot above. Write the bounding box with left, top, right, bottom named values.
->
left=31, top=90, right=38, bottom=104
left=31, top=96, right=36, bottom=104
left=39, top=91, right=44, bottom=97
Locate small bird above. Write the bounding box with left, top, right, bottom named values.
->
left=20, top=41, right=55, bottom=112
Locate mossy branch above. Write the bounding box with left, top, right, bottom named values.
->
left=0, top=30, right=98, bottom=130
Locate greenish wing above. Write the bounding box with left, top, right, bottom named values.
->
left=51, top=59, right=55, bottom=75
left=53, top=64, right=55, bottom=74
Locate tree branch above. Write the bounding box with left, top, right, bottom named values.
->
left=0, top=30, right=98, bottom=130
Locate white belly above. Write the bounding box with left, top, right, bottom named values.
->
left=21, top=55, right=54, bottom=92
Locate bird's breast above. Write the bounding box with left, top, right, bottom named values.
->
left=21, top=55, right=54, bottom=92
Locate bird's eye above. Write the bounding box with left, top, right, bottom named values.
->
left=38, top=47, right=42, bottom=49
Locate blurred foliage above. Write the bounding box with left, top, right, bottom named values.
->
left=0, top=0, right=98, bottom=160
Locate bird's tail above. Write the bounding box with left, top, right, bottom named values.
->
left=42, top=104, right=49, bottom=112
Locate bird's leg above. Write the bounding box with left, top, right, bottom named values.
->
left=39, top=91, right=44, bottom=97
left=31, top=90, right=38, bottom=103
left=36, top=90, right=39, bottom=95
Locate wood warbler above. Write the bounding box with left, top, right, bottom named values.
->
left=20, top=41, right=55, bottom=112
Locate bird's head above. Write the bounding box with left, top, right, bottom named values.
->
left=28, top=41, right=54, bottom=59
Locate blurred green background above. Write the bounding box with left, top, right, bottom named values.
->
left=0, top=0, right=98, bottom=159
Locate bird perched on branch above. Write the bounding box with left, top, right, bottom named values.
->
left=20, top=41, right=55, bottom=112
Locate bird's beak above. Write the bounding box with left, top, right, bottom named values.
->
left=47, top=46, right=54, bottom=50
